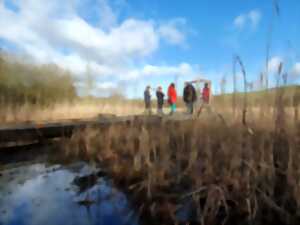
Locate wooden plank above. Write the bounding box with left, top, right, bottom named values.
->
left=0, top=116, right=127, bottom=143
left=0, top=114, right=192, bottom=147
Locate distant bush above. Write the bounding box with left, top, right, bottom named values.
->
left=0, top=52, right=77, bottom=106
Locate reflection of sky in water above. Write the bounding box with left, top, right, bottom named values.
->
left=0, top=163, right=139, bottom=225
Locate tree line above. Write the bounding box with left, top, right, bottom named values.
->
left=0, top=52, right=77, bottom=106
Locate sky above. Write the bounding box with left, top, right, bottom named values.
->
left=0, top=0, right=299, bottom=98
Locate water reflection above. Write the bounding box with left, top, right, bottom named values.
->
left=0, top=162, right=139, bottom=225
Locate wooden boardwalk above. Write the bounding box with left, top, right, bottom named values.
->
left=0, top=114, right=192, bottom=147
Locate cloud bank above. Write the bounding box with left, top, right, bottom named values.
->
left=0, top=0, right=197, bottom=96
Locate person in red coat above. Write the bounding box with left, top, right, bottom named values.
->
left=167, top=83, right=177, bottom=115
left=197, top=82, right=212, bottom=117
left=202, top=82, right=210, bottom=104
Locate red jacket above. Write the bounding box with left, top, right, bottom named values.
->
left=168, top=85, right=177, bottom=104
left=202, top=87, right=210, bottom=103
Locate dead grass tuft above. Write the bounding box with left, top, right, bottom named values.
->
left=61, top=116, right=299, bottom=225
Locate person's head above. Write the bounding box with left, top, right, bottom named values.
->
left=171, top=83, right=175, bottom=88
left=146, top=85, right=151, bottom=90
left=157, top=86, right=162, bottom=91
left=204, top=83, right=209, bottom=88
left=184, top=82, right=188, bottom=87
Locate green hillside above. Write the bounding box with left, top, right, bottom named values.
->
left=213, top=85, right=300, bottom=107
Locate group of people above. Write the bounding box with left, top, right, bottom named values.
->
left=144, top=83, right=177, bottom=115
left=144, top=80, right=211, bottom=116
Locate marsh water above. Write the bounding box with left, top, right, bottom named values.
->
left=0, top=160, right=139, bottom=225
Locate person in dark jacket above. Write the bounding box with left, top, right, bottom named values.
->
left=183, top=82, right=197, bottom=114
left=144, top=86, right=152, bottom=115
left=156, top=86, right=164, bottom=115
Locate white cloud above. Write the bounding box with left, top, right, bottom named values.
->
left=53, top=17, right=159, bottom=61
left=142, top=63, right=193, bottom=76
left=234, top=15, right=247, bottom=29
left=159, top=18, right=187, bottom=45
left=74, top=80, right=120, bottom=96
left=248, top=10, right=261, bottom=28
left=234, top=9, right=262, bottom=30
left=98, top=0, right=118, bottom=29
left=291, top=62, right=300, bottom=76
left=119, top=63, right=197, bottom=81
left=96, top=81, right=118, bottom=89
left=1, top=0, right=185, bottom=59
left=267, top=56, right=283, bottom=74
left=0, top=0, right=191, bottom=91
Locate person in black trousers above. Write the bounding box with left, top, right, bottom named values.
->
left=144, top=86, right=152, bottom=115
left=156, top=86, right=164, bottom=115
left=183, top=82, right=197, bottom=114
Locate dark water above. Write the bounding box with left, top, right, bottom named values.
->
left=0, top=162, right=139, bottom=225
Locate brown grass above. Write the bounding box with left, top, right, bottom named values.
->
left=0, top=101, right=144, bottom=124
left=60, top=108, right=299, bottom=225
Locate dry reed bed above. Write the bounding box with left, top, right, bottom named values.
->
left=0, top=102, right=144, bottom=124
left=61, top=117, right=300, bottom=225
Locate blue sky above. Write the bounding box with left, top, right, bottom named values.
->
left=0, top=0, right=299, bottom=98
